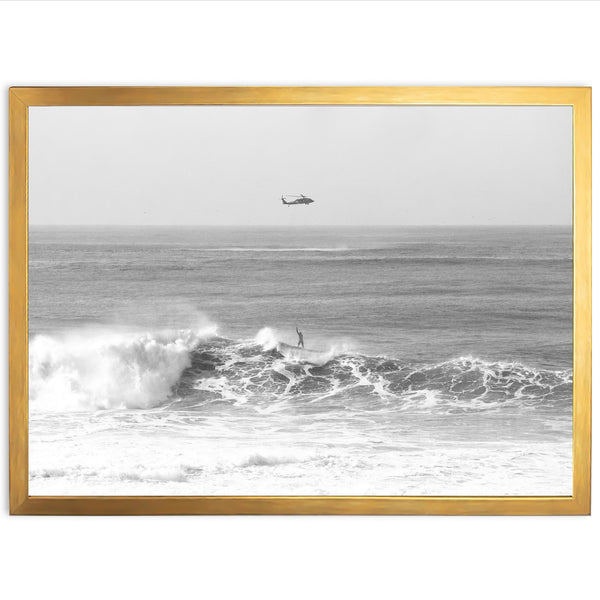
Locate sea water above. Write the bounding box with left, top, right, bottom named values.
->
left=28, top=226, right=572, bottom=495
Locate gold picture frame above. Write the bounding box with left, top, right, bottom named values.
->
left=9, top=86, right=591, bottom=515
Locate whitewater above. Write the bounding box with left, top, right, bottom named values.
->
left=28, top=226, right=573, bottom=495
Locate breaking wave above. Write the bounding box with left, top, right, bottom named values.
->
left=29, top=325, right=572, bottom=414
left=29, top=326, right=216, bottom=411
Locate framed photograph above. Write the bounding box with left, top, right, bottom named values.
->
left=9, top=87, right=591, bottom=515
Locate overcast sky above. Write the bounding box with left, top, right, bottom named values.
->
left=29, top=105, right=572, bottom=226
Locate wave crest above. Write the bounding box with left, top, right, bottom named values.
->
left=29, top=327, right=216, bottom=411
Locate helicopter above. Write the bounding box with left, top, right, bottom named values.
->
left=281, top=194, right=315, bottom=206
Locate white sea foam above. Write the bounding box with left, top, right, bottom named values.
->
left=254, top=326, right=280, bottom=350
left=29, top=326, right=216, bottom=412
left=238, top=450, right=317, bottom=468
left=28, top=406, right=573, bottom=496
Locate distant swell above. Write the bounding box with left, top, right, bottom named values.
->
left=197, top=247, right=350, bottom=253
left=30, top=326, right=572, bottom=414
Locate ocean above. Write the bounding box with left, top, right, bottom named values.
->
left=28, top=226, right=573, bottom=495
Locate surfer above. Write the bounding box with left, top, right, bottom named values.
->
left=296, top=326, right=304, bottom=349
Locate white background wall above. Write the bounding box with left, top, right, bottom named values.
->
left=0, top=2, right=597, bottom=599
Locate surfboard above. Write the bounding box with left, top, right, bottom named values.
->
left=276, top=342, right=324, bottom=362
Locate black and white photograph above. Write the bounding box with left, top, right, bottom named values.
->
left=28, top=104, right=573, bottom=496
left=3, top=0, right=600, bottom=599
